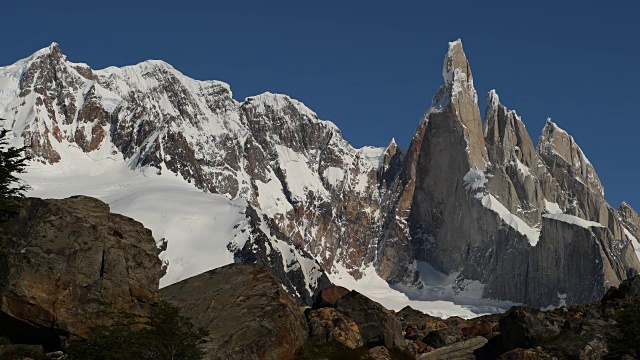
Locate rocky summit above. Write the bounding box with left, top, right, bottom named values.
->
left=0, top=39, right=638, bottom=312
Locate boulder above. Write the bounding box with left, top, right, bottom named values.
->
left=422, top=327, right=464, bottom=348
left=368, top=346, right=392, bottom=360
left=307, top=307, right=363, bottom=349
left=312, top=285, right=350, bottom=309
left=159, top=263, right=307, bottom=360
left=498, top=307, right=561, bottom=352
left=460, top=321, right=494, bottom=338
left=497, top=348, right=556, bottom=360
left=335, top=291, right=404, bottom=348
left=397, top=306, right=448, bottom=333
left=602, top=275, right=640, bottom=303
left=0, top=196, right=161, bottom=348
left=419, top=336, right=488, bottom=360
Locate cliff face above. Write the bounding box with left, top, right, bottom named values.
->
left=376, top=40, right=640, bottom=308
left=0, top=196, right=161, bottom=347
left=0, top=41, right=638, bottom=309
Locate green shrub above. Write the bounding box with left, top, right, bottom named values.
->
left=0, top=337, right=10, bottom=345
left=389, top=347, right=416, bottom=360
left=67, top=301, right=208, bottom=360
left=605, top=303, right=640, bottom=359
left=0, top=346, right=45, bottom=360
left=295, top=343, right=372, bottom=360
left=295, top=343, right=416, bottom=360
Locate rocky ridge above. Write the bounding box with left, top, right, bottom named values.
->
left=0, top=40, right=638, bottom=309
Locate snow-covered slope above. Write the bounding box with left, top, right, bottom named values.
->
left=0, top=42, right=389, bottom=280
left=18, top=136, right=330, bottom=303
left=20, top=137, right=506, bottom=317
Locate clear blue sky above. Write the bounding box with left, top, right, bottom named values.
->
left=1, top=1, right=638, bottom=210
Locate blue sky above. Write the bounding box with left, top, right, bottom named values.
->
left=1, top=1, right=638, bottom=209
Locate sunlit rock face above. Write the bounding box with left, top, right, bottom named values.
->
left=375, top=40, right=640, bottom=308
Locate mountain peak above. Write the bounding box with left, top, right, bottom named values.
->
left=442, top=39, right=472, bottom=89
left=488, top=89, right=499, bottom=101
left=30, top=42, right=63, bottom=60
left=538, top=118, right=604, bottom=197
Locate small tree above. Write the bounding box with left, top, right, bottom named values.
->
left=0, top=122, right=30, bottom=288
left=66, top=301, right=208, bottom=360
left=606, top=303, right=640, bottom=359
left=0, top=122, right=30, bottom=220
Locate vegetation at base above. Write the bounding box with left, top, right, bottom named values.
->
left=0, top=337, right=10, bottom=345
left=0, top=346, right=45, bottom=360
left=295, top=343, right=372, bottom=360
left=388, top=347, right=416, bottom=360
left=0, top=124, right=30, bottom=288
left=0, top=127, right=30, bottom=221
left=605, top=303, right=640, bottom=359
left=66, top=301, right=208, bottom=360
left=295, top=343, right=414, bottom=360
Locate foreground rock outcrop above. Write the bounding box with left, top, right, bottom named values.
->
left=307, top=307, right=363, bottom=349
left=334, top=291, right=405, bottom=349
left=160, top=263, right=308, bottom=360
left=0, top=196, right=161, bottom=348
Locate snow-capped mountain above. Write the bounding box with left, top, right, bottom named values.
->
left=0, top=42, right=390, bottom=308
left=1, top=41, right=638, bottom=313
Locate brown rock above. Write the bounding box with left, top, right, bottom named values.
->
left=160, top=263, right=307, bottom=360
left=313, top=285, right=350, bottom=308
left=498, top=348, right=556, bottom=360
left=397, top=306, right=449, bottom=333
left=414, top=339, right=432, bottom=353
left=422, top=327, right=464, bottom=348
left=418, top=336, right=488, bottom=360
left=0, top=196, right=161, bottom=348
left=602, top=275, right=640, bottom=303
left=499, top=307, right=560, bottom=352
left=307, top=307, right=363, bottom=349
left=335, top=291, right=404, bottom=349
left=368, top=346, right=392, bottom=360
left=460, top=321, right=494, bottom=337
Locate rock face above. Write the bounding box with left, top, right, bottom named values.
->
left=231, top=205, right=332, bottom=306
left=375, top=40, right=640, bottom=307
left=307, top=307, right=363, bottom=349
left=422, top=327, right=464, bottom=348
left=419, top=336, right=488, bottom=360
left=368, top=346, right=393, bottom=360
left=312, top=285, right=350, bottom=309
left=601, top=273, right=640, bottom=302
left=159, top=263, right=308, bottom=360
left=0, top=196, right=161, bottom=347
left=334, top=291, right=405, bottom=349
left=1, top=40, right=639, bottom=309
